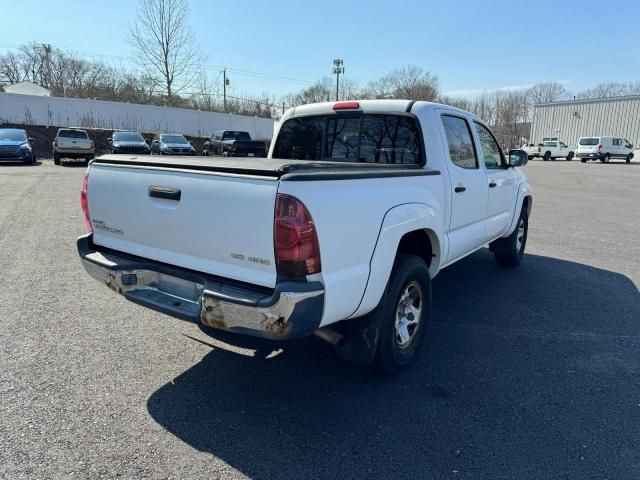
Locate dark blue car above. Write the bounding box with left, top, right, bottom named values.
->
left=0, top=128, right=36, bottom=165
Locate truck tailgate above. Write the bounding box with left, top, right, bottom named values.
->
left=87, top=162, right=278, bottom=288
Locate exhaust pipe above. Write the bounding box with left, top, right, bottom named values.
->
left=314, top=327, right=344, bottom=346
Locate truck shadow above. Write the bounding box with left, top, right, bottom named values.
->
left=146, top=250, right=639, bottom=479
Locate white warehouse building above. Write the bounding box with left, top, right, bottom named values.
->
left=530, top=95, right=640, bottom=148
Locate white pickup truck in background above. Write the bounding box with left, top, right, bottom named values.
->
left=77, top=100, right=532, bottom=372
left=538, top=140, right=574, bottom=161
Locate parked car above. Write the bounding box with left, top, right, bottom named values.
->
left=577, top=136, right=634, bottom=163
left=202, top=130, right=268, bottom=157
left=150, top=134, right=196, bottom=156
left=76, top=99, right=532, bottom=373
left=0, top=128, right=36, bottom=165
left=539, top=140, right=574, bottom=161
left=522, top=143, right=541, bottom=160
left=53, top=129, right=94, bottom=165
left=109, top=131, right=150, bottom=155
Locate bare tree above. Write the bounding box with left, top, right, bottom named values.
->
left=527, top=81, right=568, bottom=105
left=368, top=65, right=439, bottom=100
left=129, top=0, right=204, bottom=104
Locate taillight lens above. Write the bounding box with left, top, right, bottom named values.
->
left=80, top=172, right=92, bottom=233
left=274, top=194, right=321, bottom=276
left=53, top=139, right=58, bottom=147
left=90, top=140, right=95, bottom=150
left=231, top=142, right=237, bottom=151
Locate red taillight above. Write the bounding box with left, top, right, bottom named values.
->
left=231, top=142, right=237, bottom=151
left=333, top=101, right=360, bottom=111
left=274, top=194, right=321, bottom=277
left=53, top=139, right=58, bottom=147
left=80, top=172, right=92, bottom=233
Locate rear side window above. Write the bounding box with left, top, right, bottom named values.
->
left=474, top=122, right=504, bottom=169
left=441, top=115, right=477, bottom=169
left=579, top=138, right=599, bottom=146
left=273, top=114, right=423, bottom=164
left=58, top=130, right=88, bottom=139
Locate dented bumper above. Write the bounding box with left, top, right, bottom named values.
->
left=77, top=234, right=324, bottom=340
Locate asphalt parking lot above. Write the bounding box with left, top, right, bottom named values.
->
left=1, top=159, right=638, bottom=479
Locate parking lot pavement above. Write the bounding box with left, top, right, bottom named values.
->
left=1, top=159, right=638, bottom=479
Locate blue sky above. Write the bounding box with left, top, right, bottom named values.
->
left=1, top=0, right=638, bottom=98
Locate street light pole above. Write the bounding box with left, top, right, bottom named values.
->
left=332, top=59, right=344, bottom=101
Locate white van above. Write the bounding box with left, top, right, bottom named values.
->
left=577, top=136, right=634, bottom=163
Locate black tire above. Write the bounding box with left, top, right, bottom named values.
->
left=492, top=207, right=528, bottom=267
left=23, top=153, right=35, bottom=165
left=543, top=152, right=550, bottom=161
left=626, top=153, right=633, bottom=163
left=373, top=254, right=431, bottom=374
left=53, top=152, right=61, bottom=166
left=566, top=151, right=574, bottom=161
left=601, top=154, right=610, bottom=164
left=580, top=158, right=587, bottom=163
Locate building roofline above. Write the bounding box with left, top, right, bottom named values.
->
left=535, top=94, right=640, bottom=107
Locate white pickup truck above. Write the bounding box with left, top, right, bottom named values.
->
left=77, top=100, right=532, bottom=372
left=538, top=140, right=575, bottom=161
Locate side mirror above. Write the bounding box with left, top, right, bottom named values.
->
left=29, top=137, right=34, bottom=142
left=508, top=149, right=528, bottom=167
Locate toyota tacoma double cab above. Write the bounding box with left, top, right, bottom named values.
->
left=77, top=100, right=532, bottom=372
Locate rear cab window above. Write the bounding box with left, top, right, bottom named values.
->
left=579, top=138, right=599, bottom=146
left=58, top=130, right=88, bottom=139
left=273, top=114, right=424, bottom=165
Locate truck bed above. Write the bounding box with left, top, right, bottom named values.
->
left=93, top=155, right=440, bottom=181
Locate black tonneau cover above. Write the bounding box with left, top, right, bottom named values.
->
left=92, top=154, right=440, bottom=181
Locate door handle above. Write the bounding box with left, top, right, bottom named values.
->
left=149, top=186, right=181, bottom=201
left=454, top=185, right=466, bottom=193
left=489, top=181, right=497, bottom=188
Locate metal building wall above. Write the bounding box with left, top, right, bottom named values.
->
left=530, top=95, right=640, bottom=148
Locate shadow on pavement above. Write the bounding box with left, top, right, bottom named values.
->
left=147, top=250, right=639, bottom=479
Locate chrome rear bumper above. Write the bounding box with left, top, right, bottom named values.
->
left=77, top=234, right=324, bottom=339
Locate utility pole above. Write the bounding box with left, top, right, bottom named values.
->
left=222, top=69, right=230, bottom=112
left=332, top=59, right=344, bottom=101
left=42, top=43, right=52, bottom=89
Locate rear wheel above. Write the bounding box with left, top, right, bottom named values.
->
left=373, top=254, right=431, bottom=374
left=492, top=207, right=528, bottom=267
left=543, top=152, right=550, bottom=161
left=601, top=154, right=610, bottom=164
left=580, top=158, right=587, bottom=163
left=566, top=152, right=574, bottom=161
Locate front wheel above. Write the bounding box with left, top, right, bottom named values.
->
left=492, top=207, right=528, bottom=267
left=374, top=254, right=431, bottom=374
left=543, top=152, right=550, bottom=161
left=627, top=153, right=633, bottom=163
left=566, top=152, right=574, bottom=161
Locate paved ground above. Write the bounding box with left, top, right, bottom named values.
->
left=1, top=159, right=638, bottom=479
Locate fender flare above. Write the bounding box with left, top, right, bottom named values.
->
left=348, top=203, right=442, bottom=319
left=504, top=182, right=533, bottom=236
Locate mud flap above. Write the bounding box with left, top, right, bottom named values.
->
left=335, top=310, right=383, bottom=366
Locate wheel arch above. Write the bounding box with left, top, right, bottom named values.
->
left=348, top=203, right=442, bottom=319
